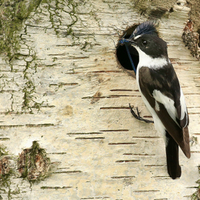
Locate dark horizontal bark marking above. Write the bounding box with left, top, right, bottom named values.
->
left=108, top=142, right=136, bottom=145
left=80, top=197, right=110, bottom=199
left=48, top=152, right=67, bottom=154
left=0, top=123, right=55, bottom=128
left=60, top=56, right=89, bottom=60
left=100, top=129, right=129, bottom=132
left=0, top=125, right=24, bottom=128
left=65, top=72, right=79, bottom=74
left=110, top=89, right=133, bottom=91
left=41, top=186, right=72, bottom=189
left=145, top=165, right=164, bottom=167
left=53, top=170, right=82, bottom=174
left=55, top=44, right=80, bottom=47
left=100, top=107, right=129, bottom=109
left=151, top=176, right=170, bottom=179
left=75, top=137, right=105, bottom=140
left=43, top=64, right=57, bottom=67
left=82, top=96, right=104, bottom=99
left=132, top=136, right=160, bottom=139
left=105, top=95, right=139, bottom=98
left=133, top=190, right=159, bottom=193
left=25, top=123, right=55, bottom=127
left=191, top=151, right=200, bottom=153
left=116, top=160, right=140, bottom=163
left=48, top=53, right=66, bottom=56
left=0, top=111, right=31, bottom=114
left=1, top=90, right=18, bottom=93
left=184, top=93, right=200, bottom=95
left=68, top=132, right=103, bottom=135
left=0, top=70, right=14, bottom=72
left=90, top=70, right=122, bottom=73
left=154, top=198, right=168, bottom=200
left=41, top=105, right=56, bottom=108
left=111, top=176, right=135, bottom=179
left=187, top=106, right=200, bottom=108
left=143, top=116, right=153, bottom=118
left=123, top=153, right=156, bottom=156
left=0, top=138, right=10, bottom=141
left=82, top=95, right=140, bottom=99
left=186, top=186, right=199, bottom=189
left=188, top=113, right=200, bottom=115
left=193, top=133, right=200, bottom=135
left=49, top=82, right=78, bottom=86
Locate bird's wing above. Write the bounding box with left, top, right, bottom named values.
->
left=138, top=66, right=190, bottom=158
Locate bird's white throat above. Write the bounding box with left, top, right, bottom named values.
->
left=134, top=46, right=169, bottom=69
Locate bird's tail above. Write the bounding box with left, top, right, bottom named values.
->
left=165, top=131, right=181, bottom=179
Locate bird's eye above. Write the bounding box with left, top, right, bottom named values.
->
left=142, top=40, right=147, bottom=45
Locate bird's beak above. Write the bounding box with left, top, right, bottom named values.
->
left=129, top=39, right=137, bottom=46
left=119, top=38, right=136, bottom=46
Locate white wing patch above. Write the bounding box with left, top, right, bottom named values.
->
left=180, top=89, right=188, bottom=127
left=152, top=90, right=178, bottom=123
left=155, top=101, right=160, bottom=111
left=180, top=89, right=187, bottom=120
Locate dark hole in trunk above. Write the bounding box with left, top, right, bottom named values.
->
left=116, top=25, right=139, bottom=72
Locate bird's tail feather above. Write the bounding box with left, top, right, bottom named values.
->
left=165, top=131, right=181, bottom=179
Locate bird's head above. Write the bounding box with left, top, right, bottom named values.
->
left=130, top=34, right=168, bottom=59
left=116, top=21, right=169, bottom=73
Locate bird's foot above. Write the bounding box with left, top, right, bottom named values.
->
left=129, top=104, right=154, bottom=124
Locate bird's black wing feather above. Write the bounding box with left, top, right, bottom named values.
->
left=138, top=66, right=190, bottom=158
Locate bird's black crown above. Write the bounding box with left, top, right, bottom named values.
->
left=133, top=21, right=158, bottom=38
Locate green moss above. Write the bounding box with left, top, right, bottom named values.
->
left=191, top=166, right=200, bottom=199
left=0, top=0, right=42, bottom=65
left=191, top=191, right=199, bottom=200
left=0, top=146, right=8, bottom=157
left=44, top=0, right=79, bottom=37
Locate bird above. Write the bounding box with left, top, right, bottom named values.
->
left=127, top=21, right=190, bottom=179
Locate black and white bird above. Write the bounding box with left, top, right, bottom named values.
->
left=127, top=21, right=190, bottom=179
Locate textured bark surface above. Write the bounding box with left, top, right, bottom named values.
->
left=0, top=0, right=200, bottom=199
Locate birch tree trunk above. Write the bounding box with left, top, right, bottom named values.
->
left=0, top=0, right=200, bottom=199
